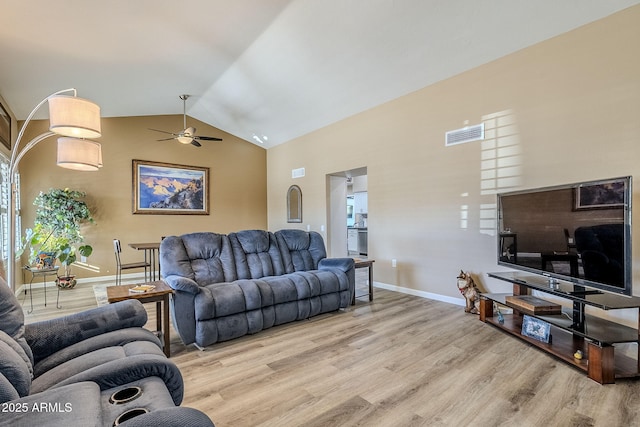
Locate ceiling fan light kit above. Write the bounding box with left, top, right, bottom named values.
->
left=150, top=94, right=222, bottom=147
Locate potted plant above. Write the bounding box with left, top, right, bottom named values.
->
left=22, top=188, right=94, bottom=289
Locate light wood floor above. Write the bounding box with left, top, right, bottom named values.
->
left=20, top=280, right=640, bottom=427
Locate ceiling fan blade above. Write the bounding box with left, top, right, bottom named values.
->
left=191, top=140, right=202, bottom=147
left=194, top=135, right=223, bottom=141
left=149, top=128, right=178, bottom=136
left=156, top=137, right=176, bottom=141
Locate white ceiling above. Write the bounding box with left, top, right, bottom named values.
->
left=1, top=0, right=638, bottom=149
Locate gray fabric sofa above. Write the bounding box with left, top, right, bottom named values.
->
left=160, top=229, right=355, bottom=349
left=0, top=278, right=214, bottom=426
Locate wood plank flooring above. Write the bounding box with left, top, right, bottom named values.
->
left=20, top=281, right=640, bottom=427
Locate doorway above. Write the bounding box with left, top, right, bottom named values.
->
left=326, top=167, right=367, bottom=258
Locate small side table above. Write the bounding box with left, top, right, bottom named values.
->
left=106, top=280, right=173, bottom=357
left=24, top=266, right=60, bottom=314
left=352, top=259, right=375, bottom=305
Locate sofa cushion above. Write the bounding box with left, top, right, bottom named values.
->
left=161, top=232, right=236, bottom=285
left=32, top=328, right=162, bottom=378
left=25, top=300, right=149, bottom=366
left=0, top=332, right=32, bottom=398
left=0, top=373, right=19, bottom=403
left=195, top=280, right=274, bottom=320
left=0, top=279, right=34, bottom=371
left=31, top=341, right=165, bottom=394
left=229, top=230, right=286, bottom=279
left=275, top=229, right=327, bottom=273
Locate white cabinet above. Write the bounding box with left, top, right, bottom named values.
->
left=353, top=192, right=368, bottom=214
left=347, top=229, right=358, bottom=252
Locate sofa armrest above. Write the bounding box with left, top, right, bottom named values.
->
left=25, top=300, right=147, bottom=365
left=163, top=275, right=201, bottom=294
left=49, top=354, right=185, bottom=406
left=119, top=407, right=215, bottom=427
left=319, top=257, right=355, bottom=273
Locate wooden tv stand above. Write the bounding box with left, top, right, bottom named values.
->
left=481, top=272, right=640, bottom=384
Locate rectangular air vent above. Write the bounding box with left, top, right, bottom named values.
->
left=445, top=123, right=484, bottom=146
left=292, top=167, right=305, bottom=178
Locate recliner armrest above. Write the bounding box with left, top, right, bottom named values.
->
left=117, top=407, right=215, bottom=427
left=318, top=257, right=355, bottom=273
left=46, top=354, right=185, bottom=406
left=163, top=275, right=201, bottom=294
left=25, top=300, right=147, bottom=365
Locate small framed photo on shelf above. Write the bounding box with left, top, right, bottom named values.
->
left=521, top=315, right=551, bottom=343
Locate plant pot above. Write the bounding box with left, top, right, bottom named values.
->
left=35, top=251, right=56, bottom=268
left=56, top=275, right=77, bottom=289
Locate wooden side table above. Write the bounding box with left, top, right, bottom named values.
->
left=106, top=280, right=173, bottom=357
left=352, top=259, right=375, bottom=305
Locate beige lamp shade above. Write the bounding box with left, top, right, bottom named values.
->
left=48, top=95, right=102, bottom=138
left=57, top=137, right=103, bottom=171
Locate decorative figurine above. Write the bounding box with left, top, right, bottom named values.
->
left=496, top=305, right=505, bottom=325
left=457, top=270, right=480, bottom=314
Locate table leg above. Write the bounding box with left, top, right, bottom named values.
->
left=56, top=284, right=62, bottom=309
left=163, top=295, right=170, bottom=357
left=144, top=250, right=150, bottom=282
left=156, top=301, right=162, bottom=336
left=43, top=275, right=47, bottom=307
left=368, top=264, right=374, bottom=301
left=28, top=276, right=34, bottom=314
left=152, top=249, right=157, bottom=281
left=157, top=248, right=161, bottom=279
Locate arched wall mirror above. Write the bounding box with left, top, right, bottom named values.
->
left=287, top=185, right=302, bottom=223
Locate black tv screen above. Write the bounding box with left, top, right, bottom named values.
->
left=497, top=176, right=632, bottom=295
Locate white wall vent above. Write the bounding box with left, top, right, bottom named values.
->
left=292, top=167, right=305, bottom=178
left=445, top=123, right=484, bottom=146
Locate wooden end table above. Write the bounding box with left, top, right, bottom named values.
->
left=106, top=280, right=173, bottom=357
left=352, top=259, right=375, bottom=305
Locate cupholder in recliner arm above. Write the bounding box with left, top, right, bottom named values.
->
left=109, top=386, right=143, bottom=404
left=113, top=408, right=150, bottom=426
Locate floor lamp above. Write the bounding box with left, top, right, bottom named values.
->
left=6, top=88, right=102, bottom=291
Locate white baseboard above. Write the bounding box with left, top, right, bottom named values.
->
left=373, top=281, right=466, bottom=307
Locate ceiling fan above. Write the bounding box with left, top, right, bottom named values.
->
left=149, top=94, right=222, bottom=147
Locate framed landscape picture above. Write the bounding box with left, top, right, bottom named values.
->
left=132, top=159, right=209, bottom=215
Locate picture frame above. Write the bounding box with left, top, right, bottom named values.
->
left=0, top=100, right=11, bottom=150
left=521, top=315, right=551, bottom=343
left=132, top=159, right=209, bottom=215
left=574, top=178, right=626, bottom=210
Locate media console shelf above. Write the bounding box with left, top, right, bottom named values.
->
left=481, top=271, right=640, bottom=384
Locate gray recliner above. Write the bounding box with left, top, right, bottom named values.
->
left=0, top=279, right=214, bottom=426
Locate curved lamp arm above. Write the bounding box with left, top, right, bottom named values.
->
left=8, top=88, right=77, bottom=173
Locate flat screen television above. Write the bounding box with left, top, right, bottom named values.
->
left=497, top=176, right=632, bottom=296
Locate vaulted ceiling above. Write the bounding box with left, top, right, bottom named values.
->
left=1, top=0, right=638, bottom=149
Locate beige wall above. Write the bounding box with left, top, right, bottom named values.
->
left=17, top=115, right=266, bottom=283
left=267, top=6, right=640, bottom=302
